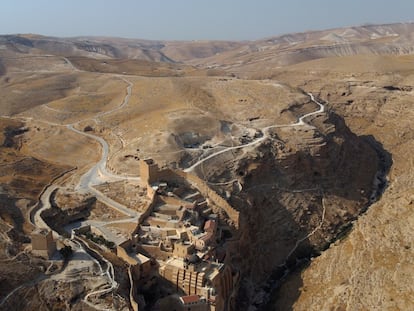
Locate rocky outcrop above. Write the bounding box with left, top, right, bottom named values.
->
left=268, top=71, right=412, bottom=311
left=201, top=108, right=385, bottom=309
left=41, top=189, right=96, bottom=233
left=74, top=42, right=121, bottom=58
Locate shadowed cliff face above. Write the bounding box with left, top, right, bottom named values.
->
left=202, top=110, right=390, bottom=309
left=41, top=189, right=96, bottom=234
left=261, top=70, right=411, bottom=311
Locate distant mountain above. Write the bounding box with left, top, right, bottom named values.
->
left=1, top=22, right=413, bottom=69
left=0, top=34, right=244, bottom=63
left=193, top=22, right=414, bottom=72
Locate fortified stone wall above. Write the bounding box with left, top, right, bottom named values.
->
left=139, top=159, right=240, bottom=228
left=136, top=192, right=159, bottom=230
left=174, top=170, right=240, bottom=228
left=140, top=159, right=184, bottom=185
left=128, top=266, right=139, bottom=311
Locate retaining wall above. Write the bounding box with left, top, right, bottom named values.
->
left=174, top=170, right=240, bottom=228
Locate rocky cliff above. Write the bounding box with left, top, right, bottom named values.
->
left=200, top=105, right=386, bottom=309
left=41, top=189, right=96, bottom=233
left=268, top=63, right=413, bottom=311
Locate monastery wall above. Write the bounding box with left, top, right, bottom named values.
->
left=174, top=170, right=240, bottom=228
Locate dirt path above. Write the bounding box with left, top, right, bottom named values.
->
left=184, top=92, right=325, bottom=172
left=3, top=76, right=138, bottom=308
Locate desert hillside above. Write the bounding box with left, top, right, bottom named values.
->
left=266, top=53, right=414, bottom=311
left=0, top=22, right=413, bottom=311
left=2, top=23, right=414, bottom=66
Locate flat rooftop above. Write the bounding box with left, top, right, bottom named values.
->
left=123, top=252, right=151, bottom=266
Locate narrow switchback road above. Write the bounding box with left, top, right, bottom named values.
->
left=30, top=78, right=140, bottom=232
left=3, top=68, right=137, bottom=308
left=184, top=93, right=325, bottom=172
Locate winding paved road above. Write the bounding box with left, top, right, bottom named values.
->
left=68, top=124, right=140, bottom=193
left=32, top=78, right=140, bottom=231
left=12, top=75, right=139, bottom=308
left=184, top=93, right=325, bottom=172
left=7, top=62, right=327, bottom=309
left=69, top=78, right=139, bottom=191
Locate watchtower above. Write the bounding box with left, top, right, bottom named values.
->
left=31, top=229, right=56, bottom=259
left=140, top=158, right=159, bottom=184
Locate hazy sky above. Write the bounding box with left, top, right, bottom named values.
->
left=1, top=0, right=413, bottom=40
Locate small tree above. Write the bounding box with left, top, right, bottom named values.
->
left=59, top=245, right=73, bottom=259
